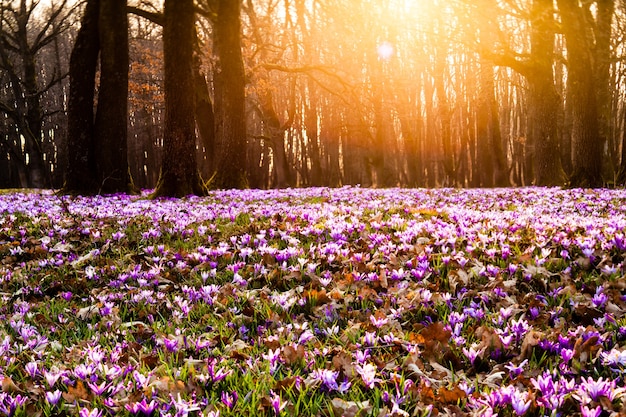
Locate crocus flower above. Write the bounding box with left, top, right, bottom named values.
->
left=125, top=397, right=157, bottom=415
left=510, top=389, right=531, bottom=415
left=45, top=390, right=62, bottom=406
left=370, top=314, right=388, bottom=328
left=87, top=380, right=110, bottom=396
left=355, top=363, right=381, bottom=389
left=310, top=368, right=339, bottom=391
left=269, top=390, right=286, bottom=415
left=221, top=391, right=238, bottom=409
left=505, top=360, right=527, bottom=378
left=462, top=344, right=485, bottom=366
left=581, top=405, right=602, bottom=417
left=79, top=407, right=103, bottom=417
left=24, top=361, right=39, bottom=378
left=575, top=376, right=625, bottom=403
left=171, top=393, right=201, bottom=415
left=601, top=348, right=626, bottom=368
left=207, top=359, right=231, bottom=383
left=0, top=394, right=27, bottom=416
left=262, top=349, right=282, bottom=374
left=163, top=338, right=179, bottom=352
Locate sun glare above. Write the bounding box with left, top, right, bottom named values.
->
left=377, top=42, right=395, bottom=60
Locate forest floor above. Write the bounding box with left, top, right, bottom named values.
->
left=0, top=187, right=625, bottom=417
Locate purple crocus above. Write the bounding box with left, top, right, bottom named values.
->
left=510, top=389, right=531, bottom=415
left=310, top=368, right=339, bottom=391
left=581, top=405, right=602, bottom=417
left=0, top=393, right=27, bottom=416
left=125, top=398, right=158, bottom=416
left=355, top=363, right=381, bottom=389
left=163, top=338, right=179, bottom=352
left=269, top=390, right=286, bottom=415
left=45, top=390, right=62, bottom=406
left=24, top=361, right=39, bottom=378
left=79, top=407, right=103, bottom=417
left=221, top=390, right=238, bottom=409
left=207, top=359, right=231, bottom=383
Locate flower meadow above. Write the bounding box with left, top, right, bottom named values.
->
left=0, top=187, right=625, bottom=417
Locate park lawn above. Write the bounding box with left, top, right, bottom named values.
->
left=0, top=186, right=625, bottom=417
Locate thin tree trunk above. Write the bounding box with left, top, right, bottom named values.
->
left=194, top=60, right=216, bottom=178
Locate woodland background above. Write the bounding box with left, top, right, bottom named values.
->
left=2, top=0, right=626, bottom=193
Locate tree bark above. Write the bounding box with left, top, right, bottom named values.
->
left=94, top=0, right=131, bottom=193
left=211, top=0, right=248, bottom=189
left=593, top=0, right=615, bottom=181
left=557, top=0, right=603, bottom=187
left=152, top=0, right=207, bottom=197
left=65, top=0, right=100, bottom=194
left=194, top=60, right=216, bottom=179
left=527, top=0, right=566, bottom=186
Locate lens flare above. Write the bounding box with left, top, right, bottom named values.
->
left=377, top=42, right=394, bottom=60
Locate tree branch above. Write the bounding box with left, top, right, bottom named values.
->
left=127, top=6, right=164, bottom=26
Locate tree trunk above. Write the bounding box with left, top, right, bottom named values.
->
left=557, top=0, right=603, bottom=187
left=489, top=78, right=509, bottom=187
left=593, top=0, right=615, bottom=181
left=617, top=107, right=626, bottom=185
left=65, top=0, right=100, bottom=194
left=434, top=68, right=454, bottom=186
left=94, top=0, right=131, bottom=193
left=211, top=0, right=248, bottom=189
left=152, top=0, right=207, bottom=197
left=476, top=62, right=495, bottom=187
left=528, top=0, right=566, bottom=186
left=194, top=62, right=216, bottom=179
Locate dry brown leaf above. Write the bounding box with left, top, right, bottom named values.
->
left=332, top=350, right=354, bottom=376
left=476, top=326, right=503, bottom=354
left=330, top=398, right=371, bottom=417
left=62, top=381, right=90, bottom=402
left=574, top=334, right=600, bottom=363
left=145, top=376, right=187, bottom=397
left=1, top=376, right=22, bottom=393
left=273, top=376, right=300, bottom=394
left=422, top=322, right=451, bottom=344
left=303, top=289, right=331, bottom=306
left=518, top=330, right=544, bottom=360
left=436, top=385, right=467, bottom=404
left=283, top=344, right=305, bottom=365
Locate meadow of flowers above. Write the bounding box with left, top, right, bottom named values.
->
left=0, top=186, right=625, bottom=417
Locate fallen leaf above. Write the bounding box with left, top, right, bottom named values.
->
left=1, top=376, right=22, bottom=393
left=330, top=398, right=371, bottom=417
left=518, top=330, right=544, bottom=360
left=303, top=288, right=331, bottom=306
left=332, top=350, right=354, bottom=376
left=62, top=381, right=90, bottom=402
left=574, top=334, right=600, bottom=364
left=273, top=376, right=301, bottom=394
left=76, top=304, right=100, bottom=320
left=283, top=344, right=305, bottom=365
left=436, top=385, right=467, bottom=404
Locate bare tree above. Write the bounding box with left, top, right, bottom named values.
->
left=0, top=0, right=72, bottom=188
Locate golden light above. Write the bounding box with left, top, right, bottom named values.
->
left=377, top=42, right=395, bottom=60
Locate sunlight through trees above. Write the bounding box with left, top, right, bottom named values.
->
left=1, top=0, right=626, bottom=191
